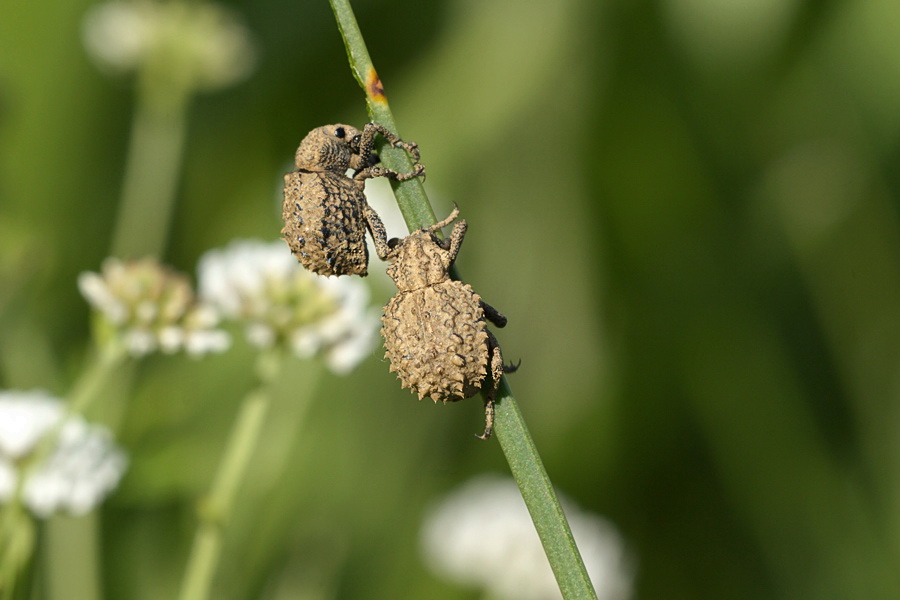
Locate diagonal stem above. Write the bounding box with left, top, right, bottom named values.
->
left=330, top=0, right=435, bottom=232
left=328, top=2, right=598, bottom=598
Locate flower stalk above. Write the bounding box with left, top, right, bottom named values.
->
left=68, top=341, right=129, bottom=417
left=328, top=1, right=598, bottom=598
left=179, top=235, right=381, bottom=598
left=0, top=501, right=34, bottom=600
left=82, top=0, right=258, bottom=258
left=110, top=93, right=188, bottom=258
left=177, top=350, right=283, bottom=600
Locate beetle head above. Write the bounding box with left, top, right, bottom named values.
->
left=294, top=124, right=361, bottom=171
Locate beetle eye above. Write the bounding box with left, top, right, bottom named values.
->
left=387, top=238, right=401, bottom=249
left=334, top=127, right=346, bottom=138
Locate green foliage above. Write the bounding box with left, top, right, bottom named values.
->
left=2, top=0, right=900, bottom=599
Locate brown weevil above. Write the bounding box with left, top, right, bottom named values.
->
left=380, top=207, right=517, bottom=440
left=281, top=123, right=424, bottom=276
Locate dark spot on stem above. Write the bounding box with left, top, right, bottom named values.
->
left=366, top=67, right=387, bottom=104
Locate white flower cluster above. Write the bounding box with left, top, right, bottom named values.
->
left=197, top=239, right=381, bottom=374
left=79, top=257, right=230, bottom=357
left=420, top=475, right=633, bottom=600
left=82, top=0, right=256, bottom=92
left=0, top=390, right=127, bottom=518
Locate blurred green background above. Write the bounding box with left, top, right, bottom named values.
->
left=3, top=0, right=900, bottom=598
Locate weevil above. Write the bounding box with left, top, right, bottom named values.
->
left=380, top=207, right=517, bottom=439
left=281, top=123, right=424, bottom=276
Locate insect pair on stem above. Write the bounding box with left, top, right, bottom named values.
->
left=282, top=123, right=516, bottom=439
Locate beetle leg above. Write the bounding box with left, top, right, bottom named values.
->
left=427, top=205, right=460, bottom=233
left=362, top=122, right=422, bottom=162
left=477, top=396, right=495, bottom=441
left=365, top=203, right=392, bottom=261
left=476, top=330, right=508, bottom=440
left=353, top=123, right=425, bottom=182
left=446, top=220, right=467, bottom=265
left=480, top=301, right=508, bottom=328
left=352, top=162, right=425, bottom=183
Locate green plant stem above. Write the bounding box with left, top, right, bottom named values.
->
left=40, top=344, right=127, bottom=600
left=177, top=351, right=284, bottom=600
left=492, top=379, right=596, bottom=599
left=330, top=0, right=434, bottom=231
left=44, top=514, right=102, bottom=600
left=68, top=342, right=129, bottom=417
left=328, top=2, right=598, bottom=598
left=109, top=86, right=189, bottom=259
left=0, top=503, right=34, bottom=600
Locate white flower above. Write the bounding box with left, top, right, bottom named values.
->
left=82, top=0, right=157, bottom=73
left=420, top=474, right=633, bottom=600
left=79, top=257, right=231, bottom=357
left=0, top=390, right=128, bottom=518
left=0, top=392, right=62, bottom=459
left=82, top=0, right=257, bottom=92
left=197, top=239, right=381, bottom=374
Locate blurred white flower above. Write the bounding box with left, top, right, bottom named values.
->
left=79, top=257, right=231, bottom=357
left=82, top=0, right=256, bottom=92
left=0, top=390, right=128, bottom=518
left=81, top=0, right=156, bottom=73
left=197, top=239, right=381, bottom=374
left=421, top=474, right=633, bottom=600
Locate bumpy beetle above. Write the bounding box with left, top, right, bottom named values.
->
left=281, top=123, right=424, bottom=276
left=380, top=207, right=517, bottom=440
